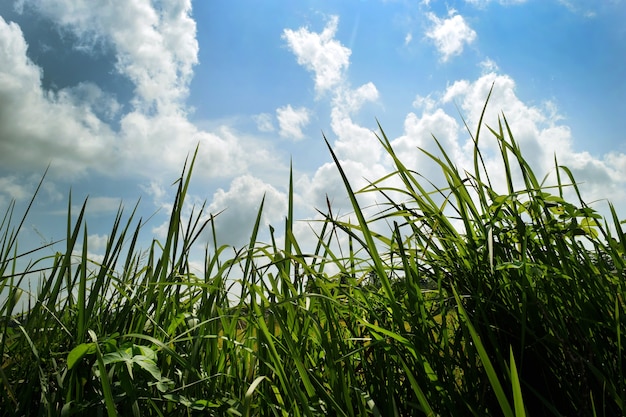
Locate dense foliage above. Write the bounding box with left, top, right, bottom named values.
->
left=1, top=96, right=625, bottom=416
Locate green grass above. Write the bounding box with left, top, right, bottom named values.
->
left=1, top=92, right=625, bottom=416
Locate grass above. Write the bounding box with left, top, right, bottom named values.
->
left=1, top=92, right=625, bottom=416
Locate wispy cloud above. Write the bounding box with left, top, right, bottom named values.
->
left=276, top=105, right=311, bottom=140
left=254, top=113, right=275, bottom=133
left=556, top=0, right=601, bottom=17
left=0, top=175, right=32, bottom=202
left=425, top=10, right=477, bottom=62
left=464, top=0, right=528, bottom=6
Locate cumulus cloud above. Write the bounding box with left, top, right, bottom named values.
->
left=390, top=108, right=462, bottom=181
left=206, top=175, right=288, bottom=247
left=23, top=0, right=199, bottom=112
left=397, top=71, right=626, bottom=211
left=297, top=159, right=387, bottom=219
left=85, top=197, right=125, bottom=215
left=117, top=110, right=247, bottom=179
left=284, top=14, right=626, bottom=224
left=284, top=16, right=384, bottom=214
left=327, top=83, right=381, bottom=164
left=0, top=1, right=268, bottom=185
left=86, top=233, right=109, bottom=253
left=412, top=94, right=437, bottom=112
left=0, top=0, right=298, bottom=251
left=276, top=105, right=310, bottom=140
left=282, top=16, right=351, bottom=95
left=0, top=16, right=117, bottom=176
left=329, top=106, right=381, bottom=166
left=335, top=82, right=379, bottom=114
left=425, top=10, right=477, bottom=62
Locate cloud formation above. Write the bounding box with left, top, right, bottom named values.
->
left=2, top=2, right=624, bottom=254
left=0, top=16, right=116, bottom=176
left=425, top=10, right=477, bottom=62
left=282, top=16, right=351, bottom=95
left=0, top=1, right=275, bottom=186
left=276, top=105, right=311, bottom=140
left=464, top=0, right=527, bottom=5
left=284, top=16, right=626, bottom=226
left=401, top=71, right=626, bottom=210
left=206, top=175, right=288, bottom=247
left=284, top=16, right=384, bottom=214
left=254, top=113, right=275, bottom=133
left=24, top=0, right=199, bottom=112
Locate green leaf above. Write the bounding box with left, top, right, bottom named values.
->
left=453, top=287, right=514, bottom=417
left=510, top=347, right=526, bottom=417
left=133, top=355, right=163, bottom=381
left=67, top=342, right=96, bottom=370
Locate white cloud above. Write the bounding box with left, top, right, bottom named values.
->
left=116, top=110, right=247, bottom=179
left=284, top=17, right=385, bottom=217
left=282, top=16, right=445, bottom=246
left=23, top=0, right=199, bottom=113
left=412, top=94, right=437, bottom=112
left=85, top=197, right=125, bottom=215
left=282, top=16, right=351, bottom=95
left=206, top=175, right=288, bottom=247
left=299, top=160, right=387, bottom=218
left=87, top=233, right=109, bottom=253
left=285, top=10, right=626, bottom=227
left=464, top=0, right=527, bottom=5
left=0, top=1, right=298, bottom=253
left=335, top=82, right=379, bottom=114
left=276, top=105, right=311, bottom=140
left=0, top=16, right=117, bottom=177
left=425, top=10, right=477, bottom=62
left=556, top=0, right=601, bottom=17
left=140, top=180, right=167, bottom=204
left=59, top=82, right=122, bottom=121
left=329, top=106, right=381, bottom=166
left=479, top=58, right=499, bottom=74
left=411, top=72, right=626, bottom=213
left=0, top=175, right=32, bottom=203
left=390, top=108, right=462, bottom=180
left=0, top=2, right=265, bottom=183
left=254, top=113, right=275, bottom=133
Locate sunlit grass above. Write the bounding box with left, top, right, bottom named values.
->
left=1, top=91, right=625, bottom=416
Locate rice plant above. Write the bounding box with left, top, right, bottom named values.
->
left=1, top=93, right=624, bottom=416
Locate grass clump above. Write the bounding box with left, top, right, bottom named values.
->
left=1, top=94, right=625, bottom=416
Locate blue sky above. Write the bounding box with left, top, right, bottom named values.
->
left=0, top=0, right=625, bottom=267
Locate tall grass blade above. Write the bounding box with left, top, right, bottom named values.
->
left=453, top=286, right=514, bottom=417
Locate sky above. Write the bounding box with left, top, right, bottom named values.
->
left=0, top=0, right=625, bottom=270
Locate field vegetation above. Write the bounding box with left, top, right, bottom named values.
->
left=1, top=94, right=625, bottom=416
